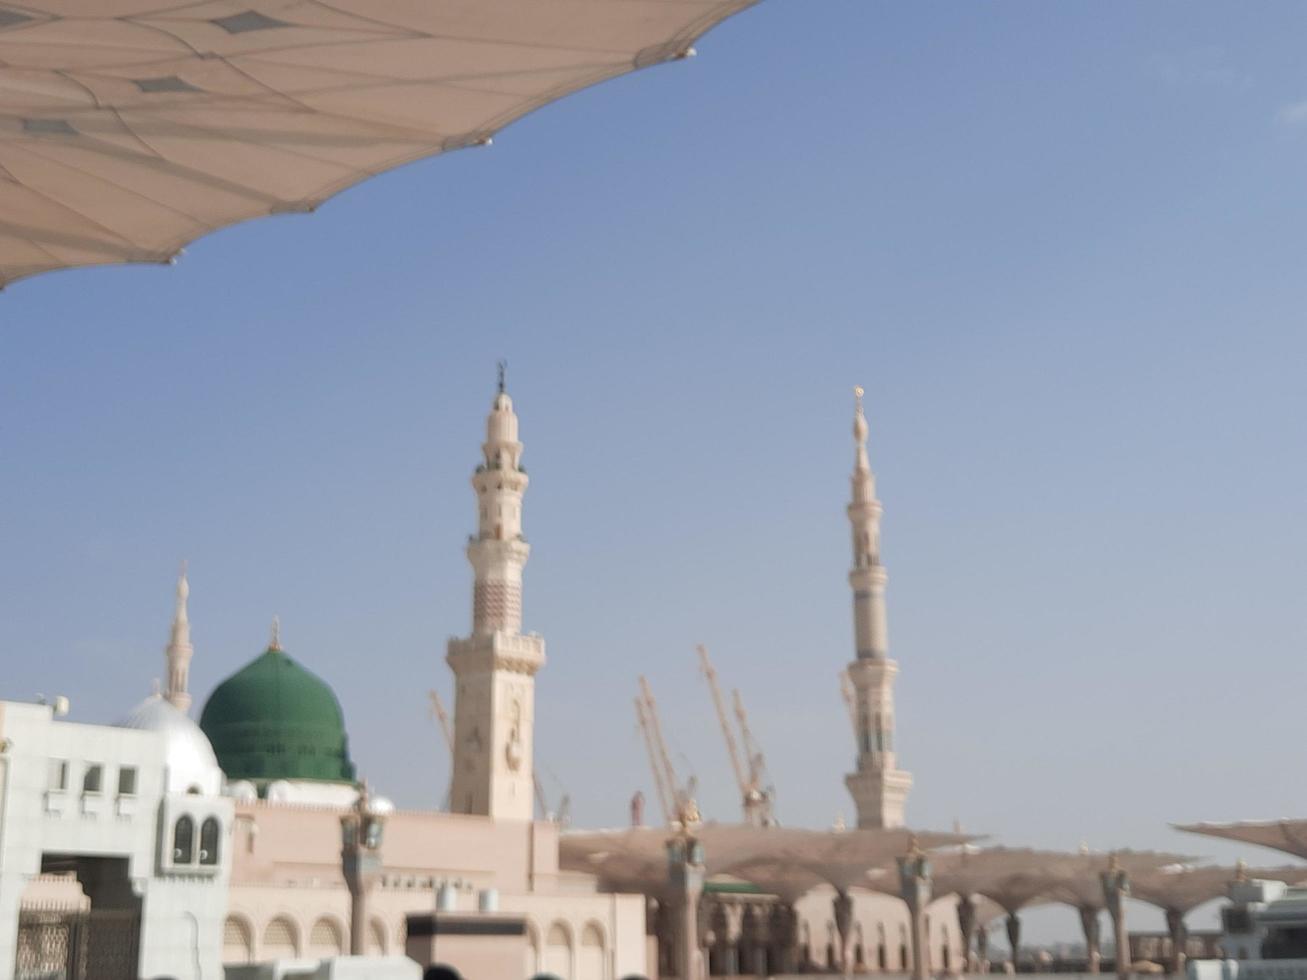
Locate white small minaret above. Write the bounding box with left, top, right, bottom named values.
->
left=446, top=365, right=545, bottom=820
left=843, top=387, right=912, bottom=828
left=163, top=563, right=194, bottom=712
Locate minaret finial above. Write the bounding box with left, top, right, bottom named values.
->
left=269, top=615, right=282, bottom=651
left=163, top=561, right=194, bottom=711
left=497, top=359, right=507, bottom=394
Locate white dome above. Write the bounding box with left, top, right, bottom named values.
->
left=118, top=695, right=224, bottom=796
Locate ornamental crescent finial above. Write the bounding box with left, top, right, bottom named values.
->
left=269, top=615, right=282, bottom=651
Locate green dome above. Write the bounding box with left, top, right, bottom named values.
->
left=199, top=645, right=356, bottom=786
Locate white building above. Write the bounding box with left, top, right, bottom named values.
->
left=0, top=694, right=232, bottom=980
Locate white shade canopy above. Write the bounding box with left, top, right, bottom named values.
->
left=0, top=0, right=759, bottom=287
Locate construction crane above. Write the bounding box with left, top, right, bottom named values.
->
left=731, top=688, right=776, bottom=826
left=634, top=695, right=673, bottom=824
left=637, top=676, right=698, bottom=826
left=698, top=645, right=769, bottom=826
left=535, top=764, right=572, bottom=826
left=839, top=669, right=859, bottom=738
left=426, top=690, right=454, bottom=810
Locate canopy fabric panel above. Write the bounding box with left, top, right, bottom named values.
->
left=559, top=824, right=976, bottom=895
left=0, top=0, right=758, bottom=287
left=1176, top=820, right=1307, bottom=862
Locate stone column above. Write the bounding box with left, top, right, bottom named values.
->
left=667, top=835, right=705, bottom=980
left=898, top=844, right=933, bottom=980
left=834, top=889, right=855, bottom=973
left=1101, top=858, right=1131, bottom=980
left=1165, top=907, right=1187, bottom=977
left=1005, top=912, right=1021, bottom=973
left=1078, top=906, right=1102, bottom=974
left=976, top=923, right=990, bottom=972
left=956, top=894, right=978, bottom=974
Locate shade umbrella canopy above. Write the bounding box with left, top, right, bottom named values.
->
left=0, top=0, right=759, bottom=287
left=1127, top=865, right=1307, bottom=915
left=1176, top=820, right=1307, bottom=862
left=1039, top=850, right=1199, bottom=910
left=559, top=823, right=976, bottom=897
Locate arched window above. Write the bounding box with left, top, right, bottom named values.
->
left=578, top=922, right=606, bottom=980
left=223, top=916, right=254, bottom=964
left=308, top=917, right=345, bottom=958
left=173, top=815, right=195, bottom=863
left=199, top=816, right=220, bottom=865
left=543, top=922, right=572, bottom=978
left=263, top=917, right=298, bottom=958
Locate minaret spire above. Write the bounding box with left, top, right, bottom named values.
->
left=269, top=615, right=282, bottom=652
left=842, top=387, right=912, bottom=828
left=163, top=561, right=194, bottom=712
left=446, top=371, right=546, bottom=819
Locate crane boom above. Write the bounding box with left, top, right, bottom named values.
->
left=635, top=695, right=673, bottom=824
left=427, top=690, right=454, bottom=810
left=698, top=645, right=749, bottom=800
left=639, top=676, right=687, bottom=817
left=732, top=688, right=775, bottom=825
left=427, top=689, right=454, bottom=755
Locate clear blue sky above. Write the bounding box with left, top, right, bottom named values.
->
left=3, top=0, right=1306, bottom=941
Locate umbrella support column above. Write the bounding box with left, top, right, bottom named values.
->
left=1079, top=906, right=1102, bottom=974
left=667, top=834, right=705, bottom=980
left=1102, top=859, right=1131, bottom=980
left=898, top=844, right=933, bottom=980
left=1165, top=907, right=1187, bottom=977
left=1006, top=912, right=1021, bottom=974
left=956, top=894, right=978, bottom=974
left=834, top=889, right=854, bottom=974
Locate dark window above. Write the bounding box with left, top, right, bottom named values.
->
left=174, top=815, right=195, bottom=863
left=117, top=767, right=137, bottom=796
left=200, top=816, right=220, bottom=865
left=82, top=764, right=102, bottom=794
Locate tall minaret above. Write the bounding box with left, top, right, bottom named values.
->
left=446, top=366, right=546, bottom=821
left=163, top=563, right=193, bottom=712
left=843, top=387, right=912, bottom=828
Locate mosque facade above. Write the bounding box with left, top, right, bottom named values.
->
left=0, top=380, right=971, bottom=980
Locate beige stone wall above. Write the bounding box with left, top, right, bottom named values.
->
left=223, top=800, right=642, bottom=977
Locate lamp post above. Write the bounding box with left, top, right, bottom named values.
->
left=898, top=838, right=932, bottom=980
left=341, top=781, right=392, bottom=956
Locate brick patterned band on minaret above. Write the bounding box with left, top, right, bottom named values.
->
left=473, top=581, right=522, bottom=633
